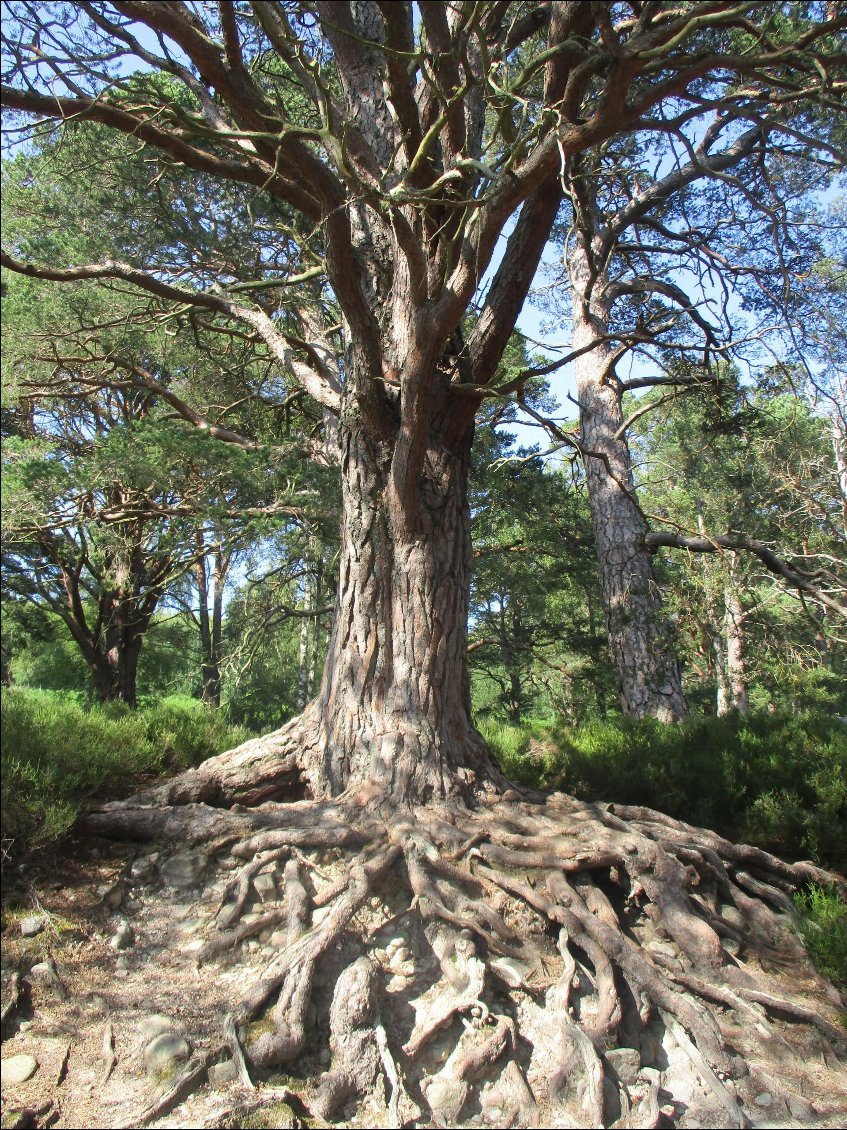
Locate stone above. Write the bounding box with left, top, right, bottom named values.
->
left=606, top=1047, right=642, bottom=1086
left=130, top=857, right=157, bottom=882
left=788, top=1096, right=816, bottom=1120
left=143, top=1032, right=191, bottom=1076
left=754, top=1092, right=773, bottom=1107
left=721, top=937, right=741, bottom=956
left=1, top=1054, right=38, bottom=1084
left=109, top=919, right=135, bottom=950
left=159, top=851, right=207, bottom=889
left=101, top=879, right=126, bottom=908
left=19, top=916, right=45, bottom=938
left=115, top=956, right=130, bottom=974
left=208, top=1059, right=238, bottom=1086
left=139, top=1014, right=177, bottom=1040
left=719, top=903, right=744, bottom=929
left=28, top=960, right=66, bottom=1000
left=253, top=872, right=277, bottom=901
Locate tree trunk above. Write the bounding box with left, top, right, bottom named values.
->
left=196, top=540, right=226, bottom=709
left=723, top=568, right=749, bottom=715
left=302, top=421, right=497, bottom=804
left=571, top=241, right=687, bottom=722
left=90, top=626, right=142, bottom=707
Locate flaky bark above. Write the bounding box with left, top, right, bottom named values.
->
left=307, top=418, right=499, bottom=804
left=570, top=241, right=687, bottom=722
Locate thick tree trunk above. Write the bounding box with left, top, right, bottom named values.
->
left=305, top=421, right=497, bottom=804
left=571, top=243, right=687, bottom=722
left=90, top=629, right=142, bottom=706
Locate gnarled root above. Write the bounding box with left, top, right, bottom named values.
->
left=312, top=955, right=381, bottom=1120
left=90, top=781, right=847, bottom=1128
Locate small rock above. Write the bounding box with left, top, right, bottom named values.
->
left=253, top=872, right=277, bottom=901
left=719, top=903, right=744, bottom=929
left=1, top=1054, right=39, bottom=1084
left=144, top=1032, right=191, bottom=1075
left=19, top=916, right=45, bottom=938
left=606, top=1047, right=641, bottom=1086
left=646, top=940, right=677, bottom=961
left=788, top=1096, right=816, bottom=1120
left=269, top=931, right=287, bottom=948
left=109, top=919, right=135, bottom=951
left=159, top=851, right=207, bottom=889
left=129, top=857, right=157, bottom=883
left=115, top=956, right=130, bottom=973
left=208, top=1059, right=238, bottom=1086
left=96, top=879, right=124, bottom=908
left=139, top=1014, right=177, bottom=1040
left=28, top=959, right=66, bottom=1000
left=754, top=1092, right=773, bottom=1107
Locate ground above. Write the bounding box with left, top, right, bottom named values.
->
left=1, top=784, right=846, bottom=1130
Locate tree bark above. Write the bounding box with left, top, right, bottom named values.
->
left=304, top=419, right=498, bottom=804
left=722, top=565, right=749, bottom=715
left=570, top=240, right=687, bottom=722
left=90, top=616, right=143, bottom=707
left=196, top=540, right=227, bottom=708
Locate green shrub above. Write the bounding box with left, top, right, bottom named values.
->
left=482, top=710, right=846, bottom=867
left=0, top=688, right=252, bottom=857
left=793, top=883, right=847, bottom=992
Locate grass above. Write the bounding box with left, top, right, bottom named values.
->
left=480, top=710, right=847, bottom=868
left=0, top=687, right=251, bottom=859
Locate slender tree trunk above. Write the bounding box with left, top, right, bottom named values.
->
left=723, top=568, right=749, bottom=715
left=196, top=539, right=226, bottom=708
left=571, top=241, right=687, bottom=722
left=304, top=420, right=496, bottom=804
left=296, top=548, right=318, bottom=713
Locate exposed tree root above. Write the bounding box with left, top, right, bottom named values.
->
left=84, top=766, right=847, bottom=1129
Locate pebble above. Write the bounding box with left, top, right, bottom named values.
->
left=98, top=879, right=125, bottom=908
left=719, top=904, right=744, bottom=929
left=110, top=919, right=135, bottom=950
left=115, top=956, right=130, bottom=973
left=160, top=851, right=207, bottom=889
left=606, top=1047, right=641, bottom=1085
left=139, top=1015, right=178, bottom=1040
left=253, top=872, right=277, bottom=901
left=788, top=1096, right=816, bottom=1120
left=208, top=1059, right=238, bottom=1086
left=754, top=1092, right=773, bottom=1107
left=20, top=915, right=46, bottom=938
left=1, top=1054, right=39, bottom=1084
left=144, top=1032, right=191, bottom=1075
left=130, top=857, right=157, bottom=882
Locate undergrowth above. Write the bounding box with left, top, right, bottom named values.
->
left=478, top=710, right=847, bottom=868
left=793, top=883, right=847, bottom=992
left=0, top=688, right=251, bottom=857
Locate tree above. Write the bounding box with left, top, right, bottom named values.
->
left=532, top=51, right=845, bottom=720
left=3, top=5, right=846, bottom=1124
left=637, top=371, right=847, bottom=713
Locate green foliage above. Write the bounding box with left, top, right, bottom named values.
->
left=0, top=689, right=251, bottom=857
left=793, top=883, right=847, bottom=992
left=484, top=710, right=846, bottom=867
